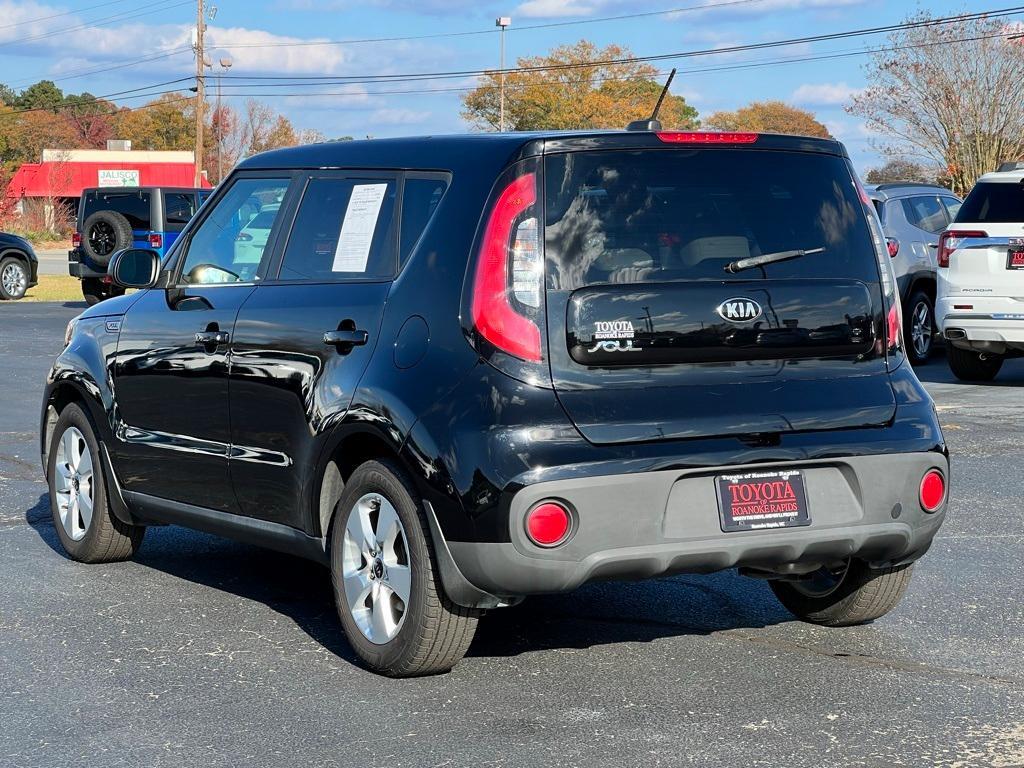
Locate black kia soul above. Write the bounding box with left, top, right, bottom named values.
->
left=41, top=130, right=949, bottom=676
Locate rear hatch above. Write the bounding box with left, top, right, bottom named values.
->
left=542, top=139, right=894, bottom=444
left=941, top=179, right=1024, bottom=297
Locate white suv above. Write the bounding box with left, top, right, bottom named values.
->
left=937, top=162, right=1024, bottom=381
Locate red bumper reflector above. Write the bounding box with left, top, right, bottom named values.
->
left=919, top=470, right=946, bottom=512
left=656, top=131, right=758, bottom=144
left=525, top=502, right=571, bottom=547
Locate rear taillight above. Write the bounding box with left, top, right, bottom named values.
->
left=937, top=230, right=986, bottom=268
left=470, top=170, right=542, bottom=362
left=148, top=233, right=163, bottom=249
left=854, top=171, right=904, bottom=359
left=656, top=131, right=758, bottom=144
left=72, top=232, right=82, bottom=247
left=886, top=238, right=899, bottom=258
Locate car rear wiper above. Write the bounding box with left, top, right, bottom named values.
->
left=725, top=247, right=826, bottom=274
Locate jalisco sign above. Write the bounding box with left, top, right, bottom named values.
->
left=98, top=169, right=141, bottom=188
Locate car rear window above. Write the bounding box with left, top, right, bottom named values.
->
left=81, top=191, right=151, bottom=229
left=956, top=181, right=1024, bottom=223
left=544, top=149, right=878, bottom=290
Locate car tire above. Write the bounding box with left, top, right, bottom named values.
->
left=81, top=210, right=133, bottom=266
left=770, top=560, right=913, bottom=626
left=329, top=458, right=480, bottom=677
left=81, top=277, right=125, bottom=306
left=47, top=403, right=145, bottom=563
left=904, top=288, right=934, bottom=365
left=947, top=344, right=1003, bottom=382
left=0, top=255, right=29, bottom=300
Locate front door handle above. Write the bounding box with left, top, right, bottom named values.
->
left=195, top=330, right=230, bottom=346
left=323, top=328, right=368, bottom=352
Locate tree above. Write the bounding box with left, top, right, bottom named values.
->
left=461, top=40, right=698, bottom=131
left=865, top=158, right=936, bottom=184
left=849, top=12, right=1024, bottom=196
left=114, top=94, right=193, bottom=151
left=63, top=94, right=117, bottom=148
left=705, top=101, right=830, bottom=137
left=0, top=84, right=15, bottom=107
left=15, top=80, right=65, bottom=111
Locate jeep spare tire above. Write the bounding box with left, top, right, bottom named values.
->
left=82, top=210, right=133, bottom=265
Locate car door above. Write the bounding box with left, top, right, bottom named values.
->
left=228, top=171, right=398, bottom=527
left=110, top=174, right=294, bottom=512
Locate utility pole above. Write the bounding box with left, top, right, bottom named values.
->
left=495, top=16, right=510, bottom=132
left=193, top=0, right=206, bottom=187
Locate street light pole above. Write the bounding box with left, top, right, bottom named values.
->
left=193, top=0, right=206, bottom=186
left=496, top=16, right=510, bottom=132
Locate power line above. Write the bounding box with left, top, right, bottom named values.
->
left=6, top=47, right=193, bottom=90
left=213, top=0, right=767, bottom=49
left=0, top=0, right=193, bottom=49
left=203, top=24, right=1024, bottom=100
left=210, top=6, right=1024, bottom=88
left=0, top=0, right=139, bottom=30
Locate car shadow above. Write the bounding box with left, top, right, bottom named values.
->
left=912, top=353, right=1024, bottom=385
left=24, top=494, right=792, bottom=666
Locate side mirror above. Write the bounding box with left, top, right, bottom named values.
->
left=109, top=249, right=161, bottom=289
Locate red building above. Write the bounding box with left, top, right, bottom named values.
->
left=5, top=145, right=210, bottom=221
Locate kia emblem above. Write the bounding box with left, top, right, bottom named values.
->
left=716, top=297, right=763, bottom=323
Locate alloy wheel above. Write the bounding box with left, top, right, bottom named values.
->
left=89, top=221, right=116, bottom=256
left=910, top=300, right=933, bottom=359
left=1, top=262, right=26, bottom=298
left=53, top=426, right=94, bottom=541
left=340, top=493, right=412, bottom=645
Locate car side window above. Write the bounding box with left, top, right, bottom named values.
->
left=400, top=177, right=448, bottom=265
left=941, top=196, right=962, bottom=223
left=164, top=193, right=197, bottom=230
left=278, top=176, right=397, bottom=282
left=178, top=178, right=290, bottom=285
left=902, top=195, right=947, bottom=234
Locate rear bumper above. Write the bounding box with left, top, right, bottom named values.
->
left=937, top=297, right=1024, bottom=352
left=448, top=451, right=948, bottom=597
left=68, top=249, right=107, bottom=280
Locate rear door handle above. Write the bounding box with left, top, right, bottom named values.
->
left=323, top=329, right=369, bottom=351
left=195, top=330, right=230, bottom=346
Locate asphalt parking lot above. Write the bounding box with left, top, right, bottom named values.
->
left=2, top=302, right=1023, bottom=768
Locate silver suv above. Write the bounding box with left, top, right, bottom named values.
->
left=865, top=183, right=962, bottom=365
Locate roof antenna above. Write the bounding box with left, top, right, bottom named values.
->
left=626, top=68, right=676, bottom=132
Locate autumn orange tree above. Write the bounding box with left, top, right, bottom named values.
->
left=849, top=12, right=1024, bottom=196
left=461, top=40, right=698, bottom=131
left=705, top=101, right=830, bottom=138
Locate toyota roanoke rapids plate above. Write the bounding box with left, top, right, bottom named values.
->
left=42, top=128, right=947, bottom=676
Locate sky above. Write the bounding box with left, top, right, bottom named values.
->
left=0, top=0, right=1001, bottom=174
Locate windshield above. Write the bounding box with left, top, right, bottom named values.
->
left=957, top=182, right=1024, bottom=224
left=544, top=149, right=877, bottom=290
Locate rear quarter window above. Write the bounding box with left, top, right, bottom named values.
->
left=544, top=148, right=878, bottom=289
left=956, top=182, right=1024, bottom=223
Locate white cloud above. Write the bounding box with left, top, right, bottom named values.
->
left=370, top=107, right=432, bottom=125
left=791, top=82, right=864, bottom=106
left=516, top=0, right=599, bottom=17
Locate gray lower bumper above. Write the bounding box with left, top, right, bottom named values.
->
left=448, top=452, right=948, bottom=597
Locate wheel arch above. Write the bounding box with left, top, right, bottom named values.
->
left=0, top=247, right=31, bottom=268
left=313, top=425, right=414, bottom=540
